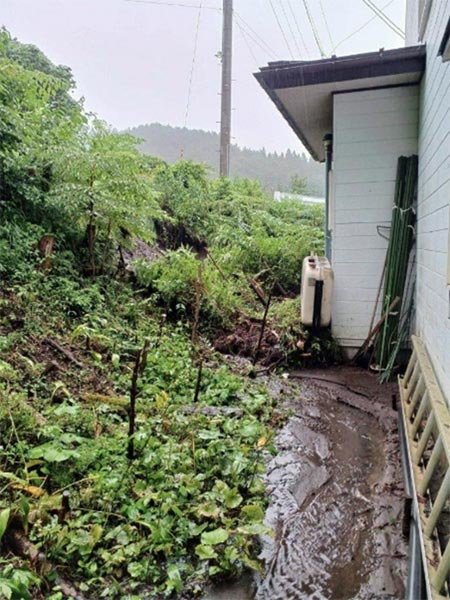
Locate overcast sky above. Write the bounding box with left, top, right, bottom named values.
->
left=2, top=0, right=406, bottom=154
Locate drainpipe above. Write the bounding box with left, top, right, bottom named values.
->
left=323, top=133, right=333, bottom=261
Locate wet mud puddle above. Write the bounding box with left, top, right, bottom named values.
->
left=260, top=392, right=384, bottom=599
left=207, top=368, right=408, bottom=600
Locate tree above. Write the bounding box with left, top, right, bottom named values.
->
left=0, top=29, right=84, bottom=221
left=48, top=121, right=162, bottom=272
left=290, top=174, right=308, bottom=195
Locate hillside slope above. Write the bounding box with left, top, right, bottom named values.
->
left=0, top=29, right=332, bottom=600
left=128, top=123, right=324, bottom=194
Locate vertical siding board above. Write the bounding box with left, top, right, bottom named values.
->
left=332, top=86, right=419, bottom=347
left=407, top=0, right=450, bottom=401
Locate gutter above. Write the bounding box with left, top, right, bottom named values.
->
left=323, top=134, right=333, bottom=261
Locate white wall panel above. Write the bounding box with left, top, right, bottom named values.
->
left=407, top=0, right=450, bottom=402
left=331, top=86, right=419, bottom=347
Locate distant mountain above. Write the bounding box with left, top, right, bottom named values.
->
left=127, top=123, right=324, bottom=195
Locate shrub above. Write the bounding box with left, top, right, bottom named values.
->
left=0, top=219, right=45, bottom=282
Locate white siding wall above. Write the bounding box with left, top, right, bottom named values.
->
left=331, top=86, right=419, bottom=347
left=407, top=0, right=450, bottom=401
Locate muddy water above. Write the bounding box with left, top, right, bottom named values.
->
left=258, top=390, right=386, bottom=599
left=206, top=367, right=407, bottom=600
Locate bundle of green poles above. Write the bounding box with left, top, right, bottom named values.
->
left=375, top=155, right=418, bottom=374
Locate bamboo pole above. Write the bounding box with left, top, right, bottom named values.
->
left=376, top=155, right=417, bottom=371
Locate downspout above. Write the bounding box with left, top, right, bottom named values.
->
left=323, top=133, right=333, bottom=261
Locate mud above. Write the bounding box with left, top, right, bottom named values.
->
left=213, top=317, right=284, bottom=366
left=207, top=366, right=408, bottom=600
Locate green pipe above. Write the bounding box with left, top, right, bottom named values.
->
left=377, top=155, right=417, bottom=371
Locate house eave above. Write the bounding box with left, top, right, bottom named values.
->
left=255, top=45, right=426, bottom=162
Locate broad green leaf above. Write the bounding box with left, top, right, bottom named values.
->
left=90, top=524, right=103, bottom=547
left=238, top=523, right=272, bottom=536
left=155, top=391, right=169, bottom=411
left=195, top=544, right=217, bottom=560
left=0, top=581, right=12, bottom=599
left=240, top=422, right=260, bottom=439
left=223, top=488, right=243, bottom=509
left=0, top=360, right=17, bottom=382
left=195, top=502, right=220, bottom=519
left=241, top=554, right=264, bottom=573
left=198, top=429, right=222, bottom=440
left=165, top=565, right=182, bottom=593
left=241, top=504, right=264, bottom=522
left=19, top=497, right=30, bottom=533
left=128, top=562, right=146, bottom=578
left=53, top=403, right=78, bottom=417
left=0, top=507, right=11, bottom=540
left=29, top=445, right=78, bottom=463
left=50, top=381, right=70, bottom=401
left=200, top=528, right=229, bottom=546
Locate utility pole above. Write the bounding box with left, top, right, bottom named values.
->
left=219, top=0, right=233, bottom=177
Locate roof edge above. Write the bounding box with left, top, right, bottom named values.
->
left=255, top=72, right=323, bottom=162
left=254, top=45, right=426, bottom=91
left=254, top=45, right=426, bottom=162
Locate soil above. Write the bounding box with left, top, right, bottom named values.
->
left=120, top=237, right=165, bottom=269
left=213, top=317, right=283, bottom=366
left=206, top=366, right=408, bottom=600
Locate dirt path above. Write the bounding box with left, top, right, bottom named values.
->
left=207, top=366, right=408, bottom=600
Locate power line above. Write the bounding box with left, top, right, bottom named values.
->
left=234, top=19, right=259, bottom=66
left=363, top=0, right=404, bottom=36
left=286, top=0, right=311, bottom=58
left=332, top=0, right=396, bottom=53
left=268, top=0, right=295, bottom=59
left=364, top=0, right=404, bottom=34
left=361, top=0, right=405, bottom=38
left=279, top=0, right=303, bottom=57
left=234, top=11, right=276, bottom=59
left=300, top=0, right=326, bottom=57
left=183, top=1, right=203, bottom=129
left=125, top=0, right=219, bottom=10
left=318, top=0, right=334, bottom=51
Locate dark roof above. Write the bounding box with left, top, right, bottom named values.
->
left=255, top=45, right=426, bottom=161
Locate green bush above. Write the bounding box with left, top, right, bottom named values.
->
left=134, top=248, right=243, bottom=327
left=0, top=220, right=45, bottom=282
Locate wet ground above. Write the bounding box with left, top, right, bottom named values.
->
left=206, top=366, right=408, bottom=600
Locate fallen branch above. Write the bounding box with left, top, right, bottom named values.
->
left=44, top=338, right=84, bottom=368
left=191, top=264, right=204, bottom=345
left=254, top=355, right=285, bottom=376
left=128, top=340, right=150, bottom=461
left=247, top=277, right=267, bottom=306
left=193, top=359, right=203, bottom=403
left=58, top=490, right=71, bottom=524
left=6, top=528, right=87, bottom=599
left=207, top=251, right=228, bottom=282
left=351, top=296, right=401, bottom=365
left=253, top=290, right=273, bottom=365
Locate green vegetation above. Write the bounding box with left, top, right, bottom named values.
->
left=128, top=123, right=324, bottom=195
left=0, top=29, right=330, bottom=598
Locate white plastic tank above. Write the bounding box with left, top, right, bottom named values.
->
left=300, top=255, right=333, bottom=327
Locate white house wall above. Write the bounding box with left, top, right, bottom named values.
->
left=406, top=0, right=450, bottom=401
left=331, top=86, right=419, bottom=348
